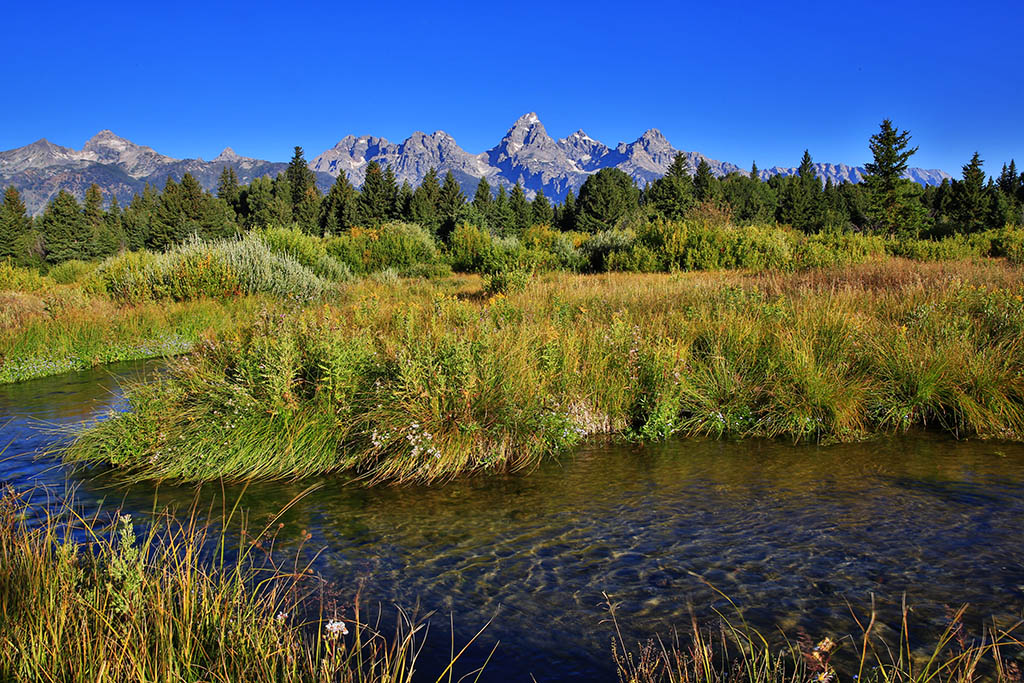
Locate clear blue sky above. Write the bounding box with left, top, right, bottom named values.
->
left=4, top=0, right=1021, bottom=176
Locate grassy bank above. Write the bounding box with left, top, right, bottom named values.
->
left=62, top=258, right=1024, bottom=484
left=0, top=488, right=480, bottom=682
left=0, top=288, right=278, bottom=384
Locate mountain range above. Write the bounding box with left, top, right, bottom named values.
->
left=1, top=113, right=953, bottom=215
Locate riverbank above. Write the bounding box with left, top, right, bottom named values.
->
left=61, top=258, right=1024, bottom=483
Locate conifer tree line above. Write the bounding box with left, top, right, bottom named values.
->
left=2, top=123, right=1023, bottom=267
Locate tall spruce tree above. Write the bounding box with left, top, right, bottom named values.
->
left=575, top=168, right=640, bottom=233
left=123, top=182, right=158, bottom=250
left=951, top=153, right=989, bottom=234
left=531, top=189, right=554, bottom=226
left=410, top=167, right=441, bottom=234
left=319, top=172, right=357, bottom=234
left=286, top=147, right=318, bottom=210
left=217, top=166, right=241, bottom=210
left=692, top=158, right=722, bottom=205
left=491, top=185, right=514, bottom=235
left=508, top=182, right=531, bottom=234
left=0, top=186, right=31, bottom=260
left=472, top=177, right=493, bottom=228
left=437, top=171, right=466, bottom=237
left=646, top=152, right=693, bottom=219
left=863, top=119, right=926, bottom=237
left=778, top=151, right=822, bottom=232
left=356, top=161, right=397, bottom=226
left=558, top=189, right=577, bottom=231
left=40, top=190, right=88, bottom=263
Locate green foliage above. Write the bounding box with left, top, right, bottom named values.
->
left=148, top=174, right=237, bottom=250
left=576, top=168, right=640, bottom=233
left=864, top=119, right=927, bottom=238
left=326, top=222, right=438, bottom=274
left=318, top=172, right=357, bottom=235
left=355, top=161, right=398, bottom=226
left=48, top=259, right=100, bottom=284
left=0, top=186, right=32, bottom=261
left=483, top=267, right=533, bottom=295
left=99, top=235, right=328, bottom=303
left=257, top=226, right=352, bottom=281
left=645, top=152, right=694, bottom=220
left=40, top=190, right=89, bottom=264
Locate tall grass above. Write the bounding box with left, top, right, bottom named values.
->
left=608, top=594, right=1023, bottom=683
left=0, top=487, right=483, bottom=682
left=63, top=259, right=1024, bottom=484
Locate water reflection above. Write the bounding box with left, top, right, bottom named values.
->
left=2, top=367, right=1023, bottom=681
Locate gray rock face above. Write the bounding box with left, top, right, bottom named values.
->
left=0, top=133, right=332, bottom=215
left=757, top=161, right=951, bottom=186
left=2, top=114, right=954, bottom=214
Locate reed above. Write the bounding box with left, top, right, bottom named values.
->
left=62, top=259, right=1024, bottom=484
left=0, top=487, right=484, bottom=682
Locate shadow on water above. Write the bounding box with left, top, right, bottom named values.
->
left=2, top=365, right=1024, bottom=680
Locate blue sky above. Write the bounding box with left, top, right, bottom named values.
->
left=4, top=0, right=1021, bottom=176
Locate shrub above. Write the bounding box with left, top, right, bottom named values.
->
left=447, top=223, right=492, bottom=273
left=0, top=261, right=52, bottom=292
left=98, top=235, right=328, bottom=303
left=257, top=226, right=352, bottom=281
left=521, top=225, right=586, bottom=272
left=351, top=222, right=438, bottom=273
left=48, top=260, right=100, bottom=285
left=483, top=267, right=532, bottom=295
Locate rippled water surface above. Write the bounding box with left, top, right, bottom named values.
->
left=3, top=364, right=1024, bottom=680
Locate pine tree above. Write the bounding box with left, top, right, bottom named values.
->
left=82, top=184, right=108, bottom=258
left=319, top=173, right=357, bottom=234
left=491, top=185, right=514, bottom=235
left=575, top=168, right=640, bottom=233
left=558, top=189, right=577, bottom=231
left=509, top=182, right=531, bottom=234
left=863, top=119, right=925, bottom=237
left=779, top=151, right=822, bottom=232
left=356, top=161, right=397, bottom=226
left=692, top=158, right=722, bottom=205
left=951, top=153, right=989, bottom=234
left=437, top=171, right=466, bottom=237
left=472, top=177, right=493, bottom=224
left=646, top=152, right=693, bottom=219
left=217, top=166, right=241, bottom=211
left=531, top=189, right=554, bottom=226
left=123, top=183, right=158, bottom=250
left=397, top=181, right=414, bottom=221
left=40, top=190, right=88, bottom=263
left=95, top=196, right=125, bottom=257
left=410, top=167, right=441, bottom=234
left=286, top=146, right=319, bottom=211
left=0, top=186, right=31, bottom=260
left=750, top=161, right=760, bottom=182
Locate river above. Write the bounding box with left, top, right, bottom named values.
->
left=2, top=362, right=1023, bottom=680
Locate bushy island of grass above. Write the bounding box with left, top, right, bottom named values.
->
left=61, top=252, right=1024, bottom=484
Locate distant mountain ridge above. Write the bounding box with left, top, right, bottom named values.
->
left=1, top=115, right=952, bottom=214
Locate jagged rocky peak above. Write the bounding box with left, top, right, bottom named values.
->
left=637, top=128, right=670, bottom=147
left=213, top=146, right=242, bottom=163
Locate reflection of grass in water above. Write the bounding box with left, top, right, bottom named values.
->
left=63, top=261, right=1024, bottom=484
left=0, top=487, right=489, bottom=682
left=608, top=588, right=1024, bottom=683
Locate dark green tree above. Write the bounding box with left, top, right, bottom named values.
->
left=531, top=188, right=554, bottom=226
left=692, top=158, right=723, bottom=205
left=217, top=166, right=241, bottom=212
left=437, top=171, right=466, bottom=237
left=862, top=119, right=926, bottom=237
left=410, top=167, right=441, bottom=234
left=0, top=186, right=32, bottom=260
left=397, top=181, right=414, bottom=221
left=646, top=152, right=693, bottom=219
left=508, top=182, right=531, bottom=234
left=318, top=172, right=358, bottom=234
left=472, top=177, right=493, bottom=227
left=491, top=185, right=514, bottom=235
left=40, top=190, right=88, bottom=263
left=356, top=161, right=398, bottom=226
left=575, top=168, right=640, bottom=233
left=285, top=146, right=318, bottom=210
left=778, top=151, right=822, bottom=232
left=951, top=153, right=989, bottom=234
left=122, top=183, right=158, bottom=250
left=557, top=189, right=577, bottom=231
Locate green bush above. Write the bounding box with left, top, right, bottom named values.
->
left=483, top=267, right=532, bottom=295
left=257, top=227, right=352, bottom=282
left=48, top=260, right=100, bottom=285
left=0, top=261, right=52, bottom=292
left=352, top=222, right=438, bottom=273
left=98, top=235, right=328, bottom=303
left=447, top=223, right=492, bottom=273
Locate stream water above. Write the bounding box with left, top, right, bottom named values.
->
left=2, top=362, right=1023, bottom=680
